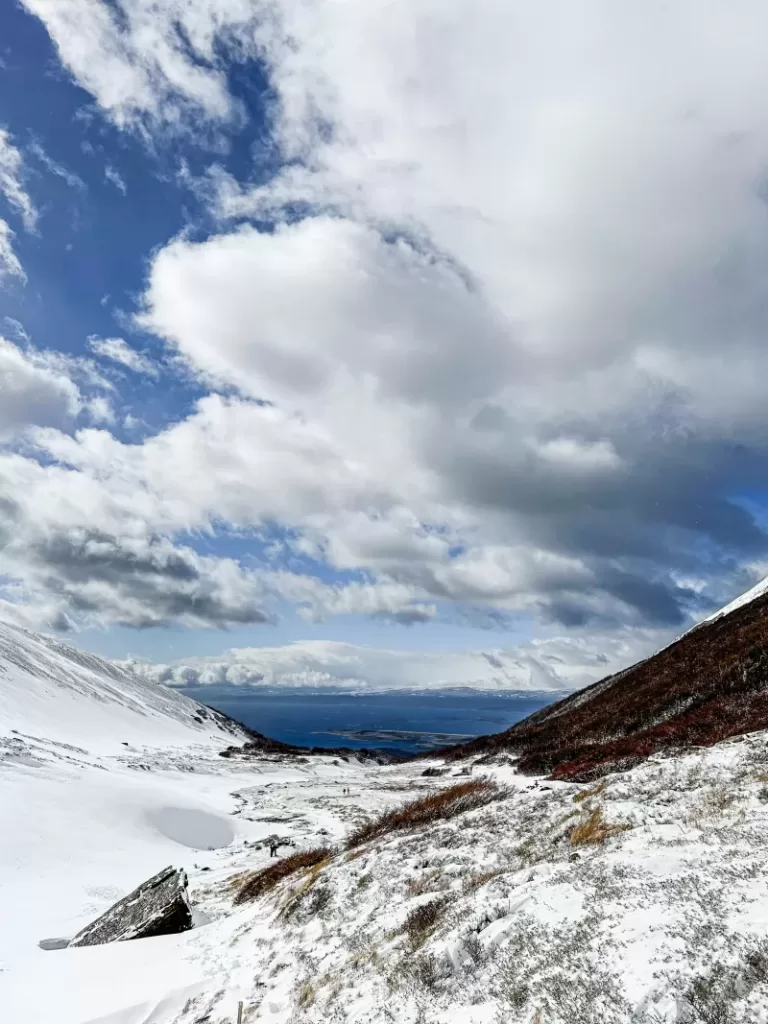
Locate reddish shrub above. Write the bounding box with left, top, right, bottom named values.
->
left=437, top=593, right=768, bottom=781
left=234, top=846, right=332, bottom=905
left=346, top=780, right=501, bottom=849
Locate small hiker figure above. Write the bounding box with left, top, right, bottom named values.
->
left=269, top=839, right=279, bottom=857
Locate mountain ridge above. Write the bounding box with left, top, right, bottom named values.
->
left=441, top=576, right=768, bottom=779
left=0, top=618, right=249, bottom=754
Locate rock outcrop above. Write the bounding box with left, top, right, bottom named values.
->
left=69, top=866, right=192, bottom=947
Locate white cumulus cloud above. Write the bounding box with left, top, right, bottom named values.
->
left=7, top=0, right=768, bottom=647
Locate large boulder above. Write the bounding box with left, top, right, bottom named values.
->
left=69, top=866, right=193, bottom=947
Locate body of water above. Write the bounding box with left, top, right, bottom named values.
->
left=181, top=687, right=562, bottom=754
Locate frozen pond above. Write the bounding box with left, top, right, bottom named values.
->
left=146, top=807, right=234, bottom=850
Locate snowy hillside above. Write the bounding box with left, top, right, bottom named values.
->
left=8, top=734, right=768, bottom=1024
left=5, top=583, right=768, bottom=1024
left=0, top=615, right=256, bottom=1020
left=0, top=618, right=247, bottom=753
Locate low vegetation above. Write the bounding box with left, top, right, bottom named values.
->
left=685, top=940, right=768, bottom=1024
left=403, top=897, right=452, bottom=950
left=570, top=806, right=631, bottom=847
left=346, top=780, right=502, bottom=849
left=439, top=592, right=768, bottom=780
left=233, top=846, right=332, bottom=905
left=281, top=863, right=333, bottom=921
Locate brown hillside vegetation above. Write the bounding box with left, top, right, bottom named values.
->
left=442, top=590, right=768, bottom=781
left=346, top=780, right=501, bottom=849
left=234, top=847, right=332, bottom=904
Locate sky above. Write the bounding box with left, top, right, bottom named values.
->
left=1, top=0, right=768, bottom=692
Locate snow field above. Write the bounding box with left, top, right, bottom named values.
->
left=6, top=610, right=768, bottom=1022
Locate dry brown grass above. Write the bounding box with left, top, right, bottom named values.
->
left=573, top=781, right=607, bottom=804
left=224, top=870, right=250, bottom=893
left=406, top=868, right=448, bottom=897
left=570, top=806, right=631, bottom=847
left=461, top=866, right=506, bottom=894
left=687, top=785, right=742, bottom=827
left=345, top=847, right=368, bottom=864
left=297, top=981, right=316, bottom=1008
left=233, top=846, right=332, bottom=905
left=702, top=786, right=738, bottom=813
left=403, top=897, right=452, bottom=950
left=441, top=591, right=768, bottom=781
left=280, top=858, right=332, bottom=920
left=347, top=780, right=502, bottom=849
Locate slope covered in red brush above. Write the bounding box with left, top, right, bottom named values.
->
left=444, top=577, right=768, bottom=781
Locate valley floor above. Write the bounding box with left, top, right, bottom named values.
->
left=4, top=726, right=768, bottom=1023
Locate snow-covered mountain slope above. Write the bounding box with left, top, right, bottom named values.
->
left=441, top=573, right=768, bottom=779
left=0, top=618, right=247, bottom=753
left=9, top=737, right=768, bottom=1024
left=5, top=611, right=768, bottom=1023
left=0, top=617, right=369, bottom=1024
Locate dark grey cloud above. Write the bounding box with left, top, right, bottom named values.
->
left=421, top=424, right=768, bottom=628
left=34, top=530, right=201, bottom=586
left=2, top=523, right=273, bottom=630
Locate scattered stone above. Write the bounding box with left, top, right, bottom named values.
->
left=421, top=767, right=448, bottom=777
left=69, top=866, right=193, bottom=947
left=38, top=937, right=70, bottom=951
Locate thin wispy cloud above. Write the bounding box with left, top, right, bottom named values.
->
left=88, top=336, right=158, bottom=377
left=104, top=165, right=127, bottom=194
left=0, top=128, right=37, bottom=230
left=28, top=140, right=86, bottom=191
left=0, top=220, right=24, bottom=281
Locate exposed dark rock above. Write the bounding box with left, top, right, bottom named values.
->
left=69, top=866, right=192, bottom=947
left=421, top=767, right=448, bottom=777
left=219, top=735, right=407, bottom=765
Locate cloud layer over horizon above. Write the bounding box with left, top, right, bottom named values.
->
left=124, top=630, right=654, bottom=695
left=2, top=1, right=768, bottom=688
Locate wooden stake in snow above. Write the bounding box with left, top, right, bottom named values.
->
left=236, top=1001, right=243, bottom=1024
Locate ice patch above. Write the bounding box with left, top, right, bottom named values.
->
left=145, top=807, right=234, bottom=850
